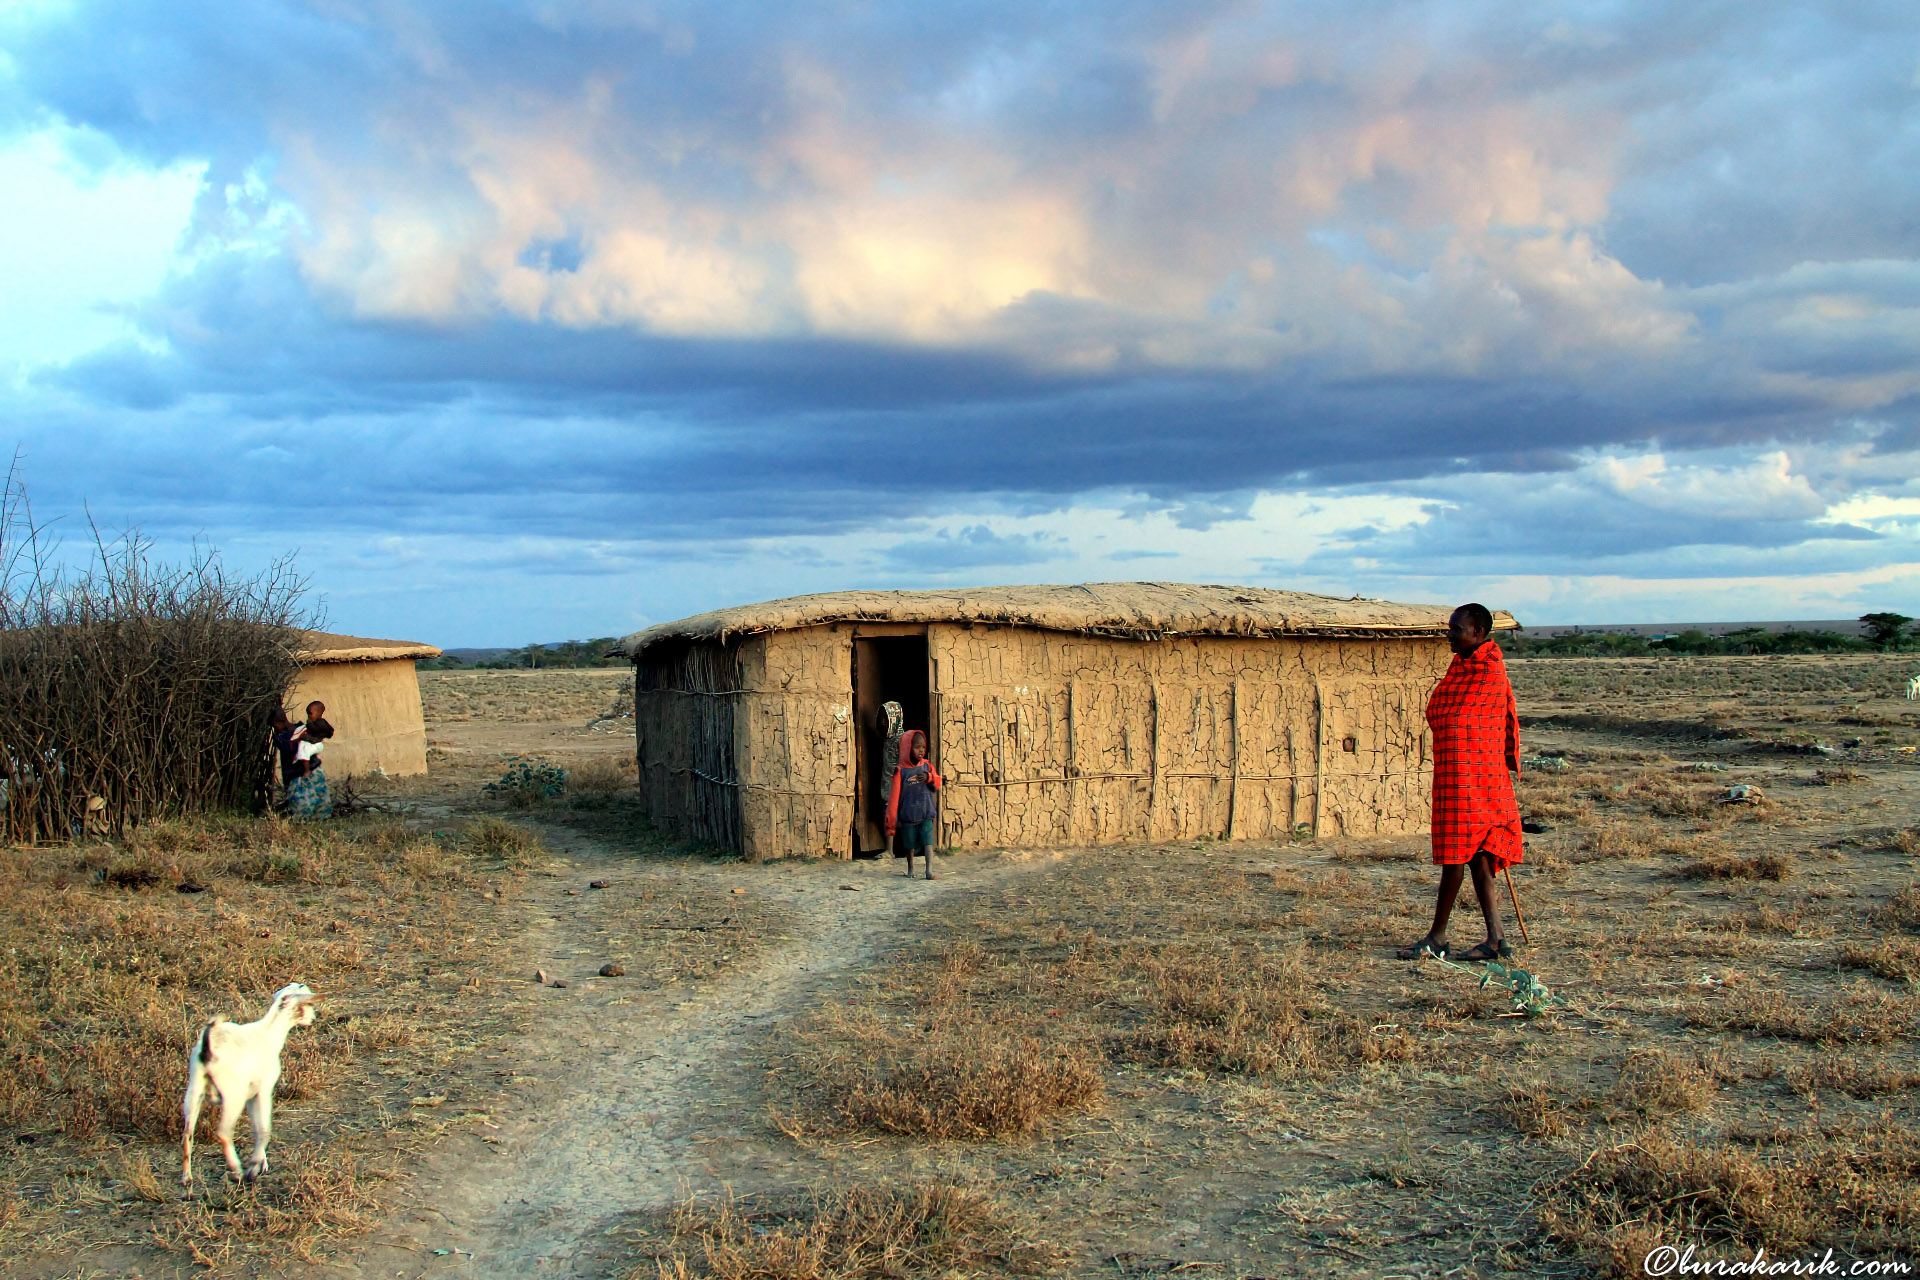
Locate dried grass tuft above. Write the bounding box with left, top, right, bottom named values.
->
left=151, top=1144, right=395, bottom=1267
left=1611, top=1048, right=1718, bottom=1115
left=461, top=816, right=548, bottom=867
left=1841, top=937, right=1920, bottom=982
left=1878, top=883, right=1920, bottom=931
left=1788, top=1057, right=1920, bottom=1099
left=567, top=756, right=636, bottom=799
left=1111, top=944, right=1419, bottom=1076
left=828, top=1038, right=1105, bottom=1141
left=1685, top=982, right=1916, bottom=1045
left=1675, top=851, right=1791, bottom=881
left=1540, top=1121, right=1920, bottom=1271
left=633, top=1182, right=1058, bottom=1280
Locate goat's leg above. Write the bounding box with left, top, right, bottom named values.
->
left=244, top=1090, right=273, bottom=1182
left=215, top=1088, right=247, bottom=1182
left=180, top=1062, right=208, bottom=1186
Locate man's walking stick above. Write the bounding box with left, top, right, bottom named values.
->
left=1504, top=867, right=1532, bottom=946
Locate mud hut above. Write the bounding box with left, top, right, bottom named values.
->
left=284, top=631, right=441, bottom=778
left=616, top=583, right=1517, bottom=860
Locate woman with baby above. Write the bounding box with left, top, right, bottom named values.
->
left=271, top=700, right=335, bottom=819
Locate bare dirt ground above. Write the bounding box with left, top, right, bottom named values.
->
left=5, top=658, right=1916, bottom=1279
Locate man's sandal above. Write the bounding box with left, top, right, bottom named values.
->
left=1456, top=939, right=1514, bottom=962
left=1395, top=938, right=1449, bottom=961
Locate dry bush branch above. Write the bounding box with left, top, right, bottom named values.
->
left=0, top=461, right=313, bottom=840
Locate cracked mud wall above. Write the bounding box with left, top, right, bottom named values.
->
left=634, top=629, right=854, bottom=860
left=928, top=628, right=1449, bottom=852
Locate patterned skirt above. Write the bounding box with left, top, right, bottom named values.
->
left=284, top=769, right=331, bottom=820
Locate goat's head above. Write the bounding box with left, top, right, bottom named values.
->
left=272, top=982, right=318, bottom=1027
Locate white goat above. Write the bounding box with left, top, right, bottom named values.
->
left=180, top=983, right=317, bottom=1186
left=1907, top=675, right=1919, bottom=701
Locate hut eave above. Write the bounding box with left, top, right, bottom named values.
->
left=296, top=630, right=443, bottom=664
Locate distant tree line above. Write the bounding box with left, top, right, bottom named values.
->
left=419, top=637, right=625, bottom=670
left=1500, top=612, right=1914, bottom=658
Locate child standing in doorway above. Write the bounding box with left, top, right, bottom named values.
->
left=884, top=729, right=941, bottom=880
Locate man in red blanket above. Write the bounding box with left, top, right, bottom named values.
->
left=1397, top=602, right=1522, bottom=962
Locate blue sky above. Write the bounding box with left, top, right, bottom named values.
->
left=2, top=1, right=1917, bottom=644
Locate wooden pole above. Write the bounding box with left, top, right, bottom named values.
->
left=1505, top=867, right=1532, bottom=946
left=1066, top=679, right=1078, bottom=843
left=1226, top=680, right=1241, bottom=841
left=1311, top=680, right=1326, bottom=838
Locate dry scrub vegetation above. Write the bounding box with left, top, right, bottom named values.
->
left=0, top=813, right=550, bottom=1271
left=754, top=654, right=1920, bottom=1277
left=626, top=1183, right=1059, bottom=1280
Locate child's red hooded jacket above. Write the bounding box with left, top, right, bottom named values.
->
left=884, top=729, right=941, bottom=834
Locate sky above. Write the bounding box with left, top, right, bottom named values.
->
left=2, top=1, right=1918, bottom=645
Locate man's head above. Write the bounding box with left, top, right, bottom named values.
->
left=269, top=707, right=292, bottom=731
left=1449, top=603, right=1494, bottom=655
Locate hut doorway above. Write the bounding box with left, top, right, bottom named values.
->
left=852, top=632, right=931, bottom=856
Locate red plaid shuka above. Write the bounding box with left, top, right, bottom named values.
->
left=1425, top=639, right=1523, bottom=870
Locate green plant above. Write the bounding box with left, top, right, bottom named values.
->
left=1427, top=953, right=1558, bottom=1016
left=483, top=755, right=568, bottom=808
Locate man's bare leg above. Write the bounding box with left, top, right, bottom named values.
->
left=1397, top=863, right=1466, bottom=958
left=1454, top=852, right=1510, bottom=960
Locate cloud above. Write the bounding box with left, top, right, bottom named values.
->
left=880, top=524, right=1061, bottom=571
left=3, top=1, right=1919, bottom=640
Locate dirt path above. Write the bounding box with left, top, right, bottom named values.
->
left=319, top=838, right=1048, bottom=1280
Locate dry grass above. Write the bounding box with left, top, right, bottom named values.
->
left=148, top=1143, right=395, bottom=1269
left=0, top=813, right=544, bottom=1268
left=461, top=814, right=550, bottom=867
left=782, top=947, right=1105, bottom=1141
left=1610, top=1048, right=1719, bottom=1115
left=1842, top=937, right=1920, bottom=982
left=1105, top=941, right=1420, bottom=1076
left=1788, top=1057, right=1920, bottom=1099
left=1880, top=883, right=1920, bottom=930
left=632, top=1182, right=1058, bottom=1280
left=781, top=866, right=1429, bottom=1146
left=733, top=655, right=1920, bottom=1275
left=569, top=754, right=638, bottom=798
left=1498, top=1083, right=1572, bottom=1139
left=1540, top=1122, right=1920, bottom=1274
left=1578, top=821, right=1720, bottom=862
left=1675, top=850, right=1792, bottom=881
left=1684, top=982, right=1916, bottom=1045
left=803, top=1028, right=1105, bottom=1141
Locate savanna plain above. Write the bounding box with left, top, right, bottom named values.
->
left=2, top=655, right=1916, bottom=1279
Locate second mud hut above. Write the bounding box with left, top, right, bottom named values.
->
left=617, top=583, right=1517, bottom=860
left=285, top=631, right=441, bottom=778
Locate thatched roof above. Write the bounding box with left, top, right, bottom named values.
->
left=296, top=630, right=442, bottom=664
left=617, top=583, right=1518, bottom=659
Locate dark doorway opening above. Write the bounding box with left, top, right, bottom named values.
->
left=853, top=633, right=930, bottom=857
